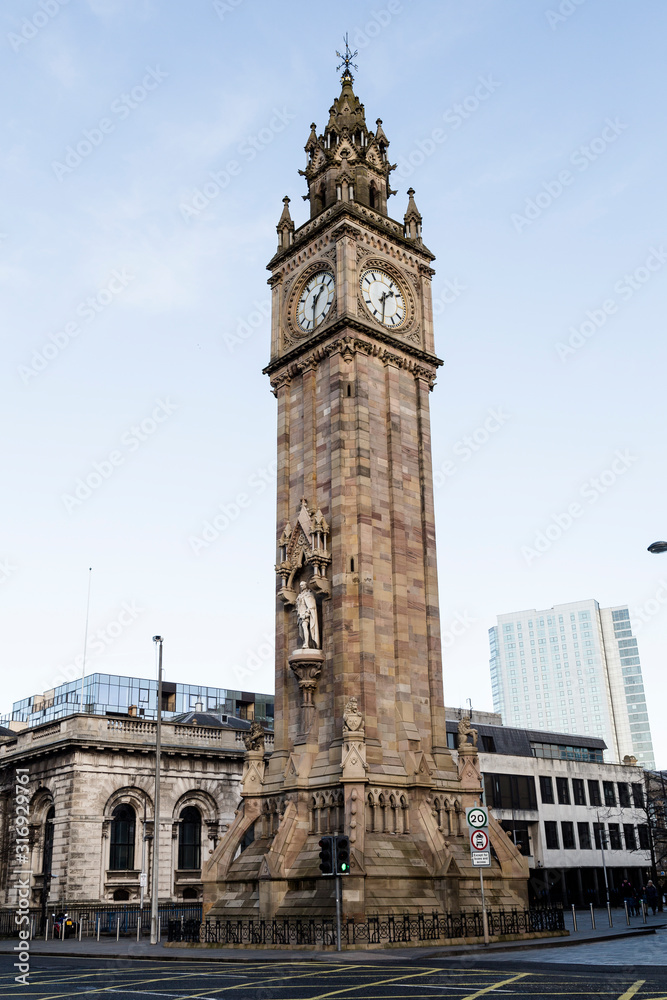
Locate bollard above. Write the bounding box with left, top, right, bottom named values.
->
left=607, top=902, right=613, bottom=927
left=29, top=918, right=33, bottom=941
left=624, top=900, right=630, bottom=925
left=78, top=919, right=82, bottom=942
left=96, top=916, right=100, bottom=942
left=44, top=919, right=48, bottom=942
left=116, top=916, right=120, bottom=941
left=590, top=903, right=596, bottom=929
left=642, top=901, right=647, bottom=924
left=571, top=903, right=577, bottom=932
left=137, top=917, right=140, bottom=942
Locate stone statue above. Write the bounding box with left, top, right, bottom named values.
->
left=457, top=714, right=478, bottom=749
left=243, top=721, right=265, bottom=752
left=343, top=696, right=364, bottom=733
left=296, top=581, right=319, bottom=648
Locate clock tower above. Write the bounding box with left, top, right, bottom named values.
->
left=203, top=55, right=528, bottom=926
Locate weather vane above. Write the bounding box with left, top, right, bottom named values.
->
left=336, top=33, right=358, bottom=79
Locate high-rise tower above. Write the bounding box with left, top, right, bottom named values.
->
left=203, top=57, right=528, bottom=924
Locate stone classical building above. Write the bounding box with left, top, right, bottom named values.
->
left=202, top=58, right=529, bottom=926
left=0, top=712, right=270, bottom=912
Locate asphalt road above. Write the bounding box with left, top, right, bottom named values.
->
left=0, top=956, right=664, bottom=1000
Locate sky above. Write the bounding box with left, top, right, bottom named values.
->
left=2, top=1, right=667, bottom=761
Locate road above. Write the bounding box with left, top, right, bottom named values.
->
left=0, top=956, right=664, bottom=1000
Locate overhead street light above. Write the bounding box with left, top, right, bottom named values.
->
left=648, top=541, right=667, bottom=554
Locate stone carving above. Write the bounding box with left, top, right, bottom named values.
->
left=343, top=696, right=364, bottom=733
left=296, top=581, right=320, bottom=648
left=243, top=721, right=266, bottom=752
left=276, top=499, right=331, bottom=603
left=457, top=714, right=478, bottom=749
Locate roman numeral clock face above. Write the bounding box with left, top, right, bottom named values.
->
left=296, top=270, right=335, bottom=333
left=360, top=268, right=405, bottom=328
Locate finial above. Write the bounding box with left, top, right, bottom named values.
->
left=336, top=33, right=358, bottom=82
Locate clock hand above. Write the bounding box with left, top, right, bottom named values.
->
left=311, top=287, right=323, bottom=328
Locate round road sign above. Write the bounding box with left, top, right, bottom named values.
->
left=471, top=829, right=489, bottom=851
left=467, top=807, right=488, bottom=829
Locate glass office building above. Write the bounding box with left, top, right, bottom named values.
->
left=6, top=673, right=274, bottom=728
left=489, top=600, right=654, bottom=768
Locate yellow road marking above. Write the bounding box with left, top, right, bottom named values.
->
left=292, top=967, right=462, bottom=1000
left=617, top=987, right=646, bottom=1000
left=461, top=973, right=531, bottom=1000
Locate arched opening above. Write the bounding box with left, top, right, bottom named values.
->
left=178, top=806, right=201, bottom=870
left=349, top=557, right=355, bottom=573
left=113, top=888, right=130, bottom=901
left=109, top=804, right=136, bottom=870
left=182, top=887, right=199, bottom=900
left=369, top=183, right=377, bottom=210
left=42, top=806, right=55, bottom=875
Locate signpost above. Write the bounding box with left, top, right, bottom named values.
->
left=466, top=805, right=490, bottom=944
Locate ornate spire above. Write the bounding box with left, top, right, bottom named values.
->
left=276, top=195, right=294, bottom=251
left=299, top=40, right=395, bottom=221
left=403, top=187, right=422, bottom=242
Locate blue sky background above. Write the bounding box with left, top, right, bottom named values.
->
left=2, top=1, right=667, bottom=760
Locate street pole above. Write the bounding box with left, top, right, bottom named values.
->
left=598, top=812, right=610, bottom=906
left=150, top=636, right=163, bottom=946
left=334, top=875, right=342, bottom=952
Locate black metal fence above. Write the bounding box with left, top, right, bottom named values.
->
left=0, top=903, right=202, bottom=938
left=168, top=907, right=564, bottom=947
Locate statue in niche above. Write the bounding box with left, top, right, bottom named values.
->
left=296, top=581, right=320, bottom=649
left=343, top=696, right=364, bottom=733
left=457, top=714, right=478, bottom=749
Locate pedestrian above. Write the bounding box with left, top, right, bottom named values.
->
left=620, top=879, right=635, bottom=917
left=646, top=881, right=659, bottom=915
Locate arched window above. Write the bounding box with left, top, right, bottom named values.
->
left=109, top=804, right=135, bottom=870
left=182, top=887, right=199, bottom=900
left=113, top=888, right=130, bottom=901
left=178, top=806, right=201, bottom=870
left=42, top=806, right=55, bottom=875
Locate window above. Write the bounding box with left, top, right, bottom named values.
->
left=446, top=732, right=457, bottom=750
left=178, top=806, right=201, bottom=870
left=480, top=735, right=496, bottom=752
left=608, top=824, right=622, bottom=850
left=632, top=784, right=645, bottom=808
left=556, top=777, right=570, bottom=805
left=638, top=825, right=650, bottom=851
left=109, top=804, right=135, bottom=870
left=588, top=780, right=602, bottom=806
left=617, top=783, right=631, bottom=808
left=572, top=779, right=586, bottom=806
left=500, top=820, right=531, bottom=856
left=593, top=822, right=606, bottom=850
left=544, top=821, right=559, bottom=849
left=539, top=776, right=554, bottom=804
left=42, top=806, right=55, bottom=875
left=603, top=782, right=617, bottom=807
left=484, top=774, right=537, bottom=811
left=561, top=821, right=576, bottom=849
left=578, top=822, right=592, bottom=849
left=625, top=820, right=639, bottom=849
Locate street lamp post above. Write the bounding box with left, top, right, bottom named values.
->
left=150, top=636, right=163, bottom=946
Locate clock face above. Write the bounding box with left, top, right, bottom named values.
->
left=360, top=268, right=405, bottom=328
left=296, top=270, right=335, bottom=333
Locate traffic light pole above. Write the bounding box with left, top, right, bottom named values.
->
left=335, top=875, right=342, bottom=952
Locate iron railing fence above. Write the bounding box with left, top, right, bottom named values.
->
left=0, top=903, right=201, bottom=938
left=168, top=906, right=564, bottom=947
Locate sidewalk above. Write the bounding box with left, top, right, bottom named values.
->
left=1, top=911, right=664, bottom=964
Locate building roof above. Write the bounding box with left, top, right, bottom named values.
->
left=445, top=719, right=607, bottom=757
left=170, top=712, right=253, bottom=730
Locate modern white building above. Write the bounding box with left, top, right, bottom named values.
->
left=489, top=600, right=654, bottom=768
left=446, top=709, right=653, bottom=907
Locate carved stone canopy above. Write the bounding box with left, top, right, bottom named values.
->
left=276, top=498, right=331, bottom=603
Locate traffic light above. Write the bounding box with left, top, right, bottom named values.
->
left=335, top=835, right=350, bottom=875
left=319, top=836, right=334, bottom=876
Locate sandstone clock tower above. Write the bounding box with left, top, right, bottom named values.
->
left=203, top=55, right=528, bottom=924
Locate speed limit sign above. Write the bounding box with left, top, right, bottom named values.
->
left=466, top=806, right=488, bottom=830
left=470, top=829, right=489, bottom=851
